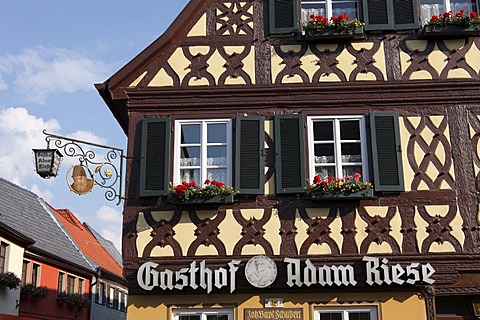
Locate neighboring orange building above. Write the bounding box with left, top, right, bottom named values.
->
left=0, top=177, right=127, bottom=320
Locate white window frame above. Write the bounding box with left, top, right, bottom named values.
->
left=301, top=0, right=359, bottom=21
left=420, top=0, right=477, bottom=24
left=98, top=282, right=105, bottom=305
left=0, top=241, right=9, bottom=274
left=174, top=119, right=233, bottom=186
left=31, top=263, right=41, bottom=286
left=173, top=309, right=234, bottom=320
left=307, top=115, right=369, bottom=182
left=315, top=306, right=378, bottom=320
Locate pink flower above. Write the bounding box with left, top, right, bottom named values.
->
left=353, top=173, right=361, bottom=182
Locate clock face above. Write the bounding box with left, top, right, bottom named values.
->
left=244, top=255, right=277, bottom=288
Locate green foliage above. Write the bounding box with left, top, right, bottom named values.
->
left=0, top=272, right=21, bottom=290
left=304, top=13, right=365, bottom=35
left=57, top=292, right=90, bottom=308
left=21, top=283, right=48, bottom=299
left=306, top=173, right=373, bottom=194
left=169, top=180, right=238, bottom=202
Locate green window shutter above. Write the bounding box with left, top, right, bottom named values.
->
left=235, top=116, right=265, bottom=194
left=274, top=114, right=306, bottom=194
left=370, top=112, right=404, bottom=192
left=139, top=118, right=171, bottom=197
left=363, top=0, right=418, bottom=30
left=269, top=0, right=299, bottom=34
left=393, top=0, right=419, bottom=30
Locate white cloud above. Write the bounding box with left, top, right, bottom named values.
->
left=0, top=107, right=61, bottom=185
left=0, top=46, right=111, bottom=104
left=96, top=206, right=122, bottom=250
left=30, top=184, right=54, bottom=202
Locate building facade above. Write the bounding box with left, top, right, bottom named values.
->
left=97, top=0, right=480, bottom=319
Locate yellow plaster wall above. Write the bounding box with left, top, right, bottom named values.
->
left=188, top=13, right=207, bottom=37
left=127, top=291, right=426, bottom=320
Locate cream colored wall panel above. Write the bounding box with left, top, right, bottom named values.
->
left=410, top=70, right=433, bottom=80
left=427, top=46, right=448, bottom=75
left=351, top=42, right=374, bottom=51
left=447, top=68, right=472, bottom=79
left=302, top=47, right=319, bottom=82
left=363, top=206, right=389, bottom=218
left=400, top=118, right=414, bottom=192
left=282, top=74, right=304, bottom=84
left=372, top=42, right=387, bottom=79
left=152, top=211, right=175, bottom=221
left=296, top=208, right=310, bottom=250
left=189, top=77, right=210, bottom=86
left=443, top=39, right=467, bottom=51
left=136, top=212, right=154, bottom=257
left=196, top=244, right=221, bottom=256
left=366, top=242, right=393, bottom=254
left=271, top=45, right=302, bottom=83
left=207, top=50, right=225, bottom=85
left=129, top=71, right=147, bottom=88
left=263, top=208, right=282, bottom=255
left=241, top=244, right=267, bottom=255
left=189, top=46, right=211, bottom=56
left=299, top=208, right=343, bottom=253
left=401, top=41, right=428, bottom=74
left=450, top=209, right=465, bottom=249
left=187, top=13, right=207, bottom=37
left=151, top=246, right=174, bottom=257
left=217, top=210, right=242, bottom=255
left=280, top=45, right=303, bottom=53
left=390, top=208, right=403, bottom=250
left=465, top=43, right=480, bottom=72
left=423, top=205, right=450, bottom=218
left=148, top=68, right=174, bottom=87
left=307, top=243, right=333, bottom=254
left=319, top=73, right=342, bottom=82
left=355, top=208, right=368, bottom=249
left=225, top=75, right=247, bottom=85
left=429, top=241, right=455, bottom=253
left=355, top=72, right=378, bottom=81
left=175, top=213, right=198, bottom=256
left=336, top=49, right=356, bottom=80
left=239, top=208, right=265, bottom=221
left=168, top=48, right=192, bottom=84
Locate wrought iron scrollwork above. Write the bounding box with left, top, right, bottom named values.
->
left=43, top=130, right=124, bottom=205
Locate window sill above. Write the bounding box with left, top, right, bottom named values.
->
left=310, top=188, right=374, bottom=200
left=167, top=194, right=235, bottom=205
left=422, top=24, right=480, bottom=37
left=301, top=26, right=365, bottom=41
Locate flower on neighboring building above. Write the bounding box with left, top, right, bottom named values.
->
left=169, top=180, right=238, bottom=201
left=0, top=272, right=21, bottom=290
left=306, top=173, right=372, bottom=193
left=303, top=13, right=365, bottom=35
left=20, top=284, right=48, bottom=299
left=426, top=10, right=480, bottom=27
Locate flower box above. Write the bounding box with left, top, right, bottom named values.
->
left=168, top=193, right=235, bottom=205
left=311, top=187, right=374, bottom=200
left=304, top=25, right=365, bottom=41
left=422, top=24, right=480, bottom=37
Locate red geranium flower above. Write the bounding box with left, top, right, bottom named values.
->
left=313, top=175, right=321, bottom=184
left=471, top=11, right=477, bottom=18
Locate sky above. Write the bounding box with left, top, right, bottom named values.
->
left=0, top=1, right=189, bottom=251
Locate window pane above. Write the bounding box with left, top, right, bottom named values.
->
left=349, top=312, right=371, bottom=320
left=0, top=243, right=7, bottom=274
left=301, top=1, right=327, bottom=22
left=181, top=124, right=200, bottom=144
left=32, top=264, right=39, bottom=286
left=451, top=0, right=473, bottom=13
left=342, top=165, right=363, bottom=178
left=314, top=144, right=335, bottom=163
left=207, top=169, right=228, bottom=183
left=180, top=169, right=200, bottom=183
left=320, top=313, right=343, bottom=320
left=340, top=120, right=360, bottom=140
left=67, top=275, right=75, bottom=294
left=420, top=0, right=444, bottom=24
left=207, top=123, right=227, bottom=143
left=341, top=143, right=361, bottom=162
left=315, top=166, right=336, bottom=178
left=180, top=316, right=201, bottom=320
left=313, top=121, right=333, bottom=141
left=207, top=146, right=227, bottom=165
left=22, top=261, right=29, bottom=284
left=180, top=147, right=200, bottom=166
left=57, top=272, right=64, bottom=293
left=332, top=0, right=358, bottom=19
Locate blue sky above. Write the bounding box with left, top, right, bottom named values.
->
left=0, top=1, right=189, bottom=250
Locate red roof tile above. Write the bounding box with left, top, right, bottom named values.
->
left=49, top=206, right=123, bottom=278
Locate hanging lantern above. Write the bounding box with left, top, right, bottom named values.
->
left=33, top=149, right=63, bottom=178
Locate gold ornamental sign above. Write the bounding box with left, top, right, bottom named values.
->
left=245, top=309, right=304, bottom=320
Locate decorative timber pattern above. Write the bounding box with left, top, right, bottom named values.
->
left=403, top=116, right=455, bottom=191
left=122, top=0, right=480, bottom=89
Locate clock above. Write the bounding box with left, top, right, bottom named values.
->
left=244, top=255, right=277, bottom=288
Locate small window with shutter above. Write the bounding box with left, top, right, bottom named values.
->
left=363, top=0, right=419, bottom=30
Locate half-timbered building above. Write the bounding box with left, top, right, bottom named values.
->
left=97, top=0, right=480, bottom=319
